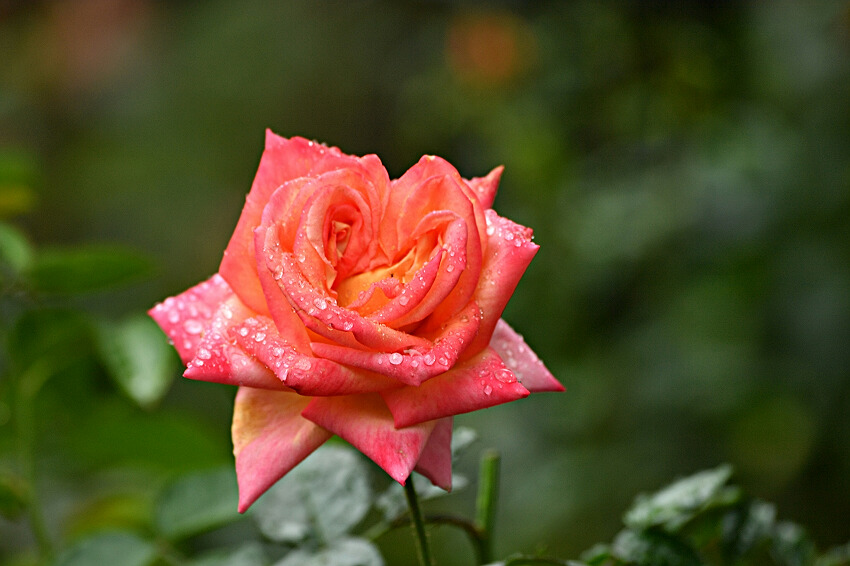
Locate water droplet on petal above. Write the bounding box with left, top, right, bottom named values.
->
left=197, top=348, right=211, bottom=360
left=254, top=332, right=266, bottom=342
left=495, top=368, right=516, bottom=383
left=313, top=297, right=328, bottom=310
left=504, top=232, right=514, bottom=241
left=437, top=356, right=448, bottom=366
left=446, top=264, right=454, bottom=273
left=399, top=295, right=409, bottom=306
left=239, top=327, right=249, bottom=337
left=486, top=225, right=495, bottom=236
left=342, top=321, right=354, bottom=331
left=295, top=358, right=312, bottom=371
left=389, top=352, right=403, bottom=365
left=484, top=385, right=492, bottom=395
left=423, top=353, right=435, bottom=366
left=167, top=311, right=180, bottom=324
left=183, top=320, right=203, bottom=335
left=411, top=359, right=420, bottom=368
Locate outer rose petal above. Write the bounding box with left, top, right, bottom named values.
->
left=490, top=319, right=564, bottom=393
left=232, top=315, right=399, bottom=395
left=301, top=393, right=435, bottom=484
left=183, top=297, right=290, bottom=390
left=381, top=347, right=529, bottom=428
left=413, top=417, right=453, bottom=491
left=148, top=274, right=232, bottom=364
left=465, top=209, right=540, bottom=356
left=467, top=166, right=503, bottom=209
left=232, top=388, right=332, bottom=512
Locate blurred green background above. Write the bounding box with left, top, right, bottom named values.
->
left=1, top=0, right=849, bottom=564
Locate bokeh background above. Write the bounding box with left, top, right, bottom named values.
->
left=1, top=0, right=849, bottom=564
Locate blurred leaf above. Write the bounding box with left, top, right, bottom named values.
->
left=155, top=466, right=240, bottom=541
left=772, top=522, right=816, bottom=566
left=26, top=245, right=153, bottom=295
left=451, top=426, right=478, bottom=457
left=623, top=465, right=737, bottom=533
left=53, top=532, right=157, bottom=566
left=0, top=468, right=29, bottom=520
left=272, top=537, right=383, bottom=566
left=6, top=308, right=94, bottom=377
left=817, top=543, right=850, bottom=566
left=252, top=445, right=371, bottom=543
left=610, top=529, right=701, bottom=566
left=189, top=542, right=268, bottom=566
left=0, top=150, right=38, bottom=217
left=0, top=221, right=33, bottom=276
left=97, top=315, right=176, bottom=409
left=65, top=493, right=153, bottom=540
left=721, top=500, right=776, bottom=561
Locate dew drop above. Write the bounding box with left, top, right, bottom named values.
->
left=495, top=368, right=515, bottom=383
left=272, top=346, right=284, bottom=356
left=389, top=352, right=403, bottom=365
left=254, top=332, right=266, bottom=342
left=195, top=359, right=204, bottom=367
left=437, top=356, right=448, bottom=366
left=239, top=327, right=249, bottom=337
left=504, top=232, right=514, bottom=241
left=183, top=320, right=203, bottom=335
left=342, top=321, right=354, bottom=331
left=446, top=264, right=455, bottom=273
left=197, top=348, right=212, bottom=360
left=411, top=359, right=420, bottom=368
left=313, top=297, right=328, bottom=310
left=399, top=295, right=410, bottom=306
left=423, top=353, right=436, bottom=366
left=484, top=385, right=492, bottom=396
left=167, top=311, right=180, bottom=324
left=486, top=225, right=495, bottom=236
left=295, top=358, right=312, bottom=371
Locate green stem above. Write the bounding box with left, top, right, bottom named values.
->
left=403, top=479, right=435, bottom=566
left=474, top=450, right=501, bottom=564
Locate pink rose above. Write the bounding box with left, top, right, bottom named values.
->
left=150, top=131, right=562, bottom=512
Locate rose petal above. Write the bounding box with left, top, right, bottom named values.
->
left=467, top=166, right=503, bottom=209
left=301, top=394, right=435, bottom=484
left=413, top=417, right=453, bottom=491
left=269, top=248, right=432, bottom=353
left=232, top=315, right=399, bottom=395
left=465, top=209, right=539, bottom=355
left=148, top=274, right=234, bottom=364
left=221, top=132, right=387, bottom=315
left=311, top=301, right=482, bottom=386
left=232, top=388, right=332, bottom=512
left=183, top=296, right=290, bottom=390
left=489, top=319, right=564, bottom=392
left=381, top=347, right=529, bottom=428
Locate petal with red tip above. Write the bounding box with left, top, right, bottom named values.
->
left=381, top=347, right=529, bottom=428
left=466, top=166, right=503, bottom=209
left=413, top=417, right=453, bottom=491
left=232, top=388, right=332, bottom=512
left=489, top=319, right=564, bottom=392
left=148, top=274, right=233, bottom=364
left=183, top=297, right=290, bottom=390
left=465, top=210, right=539, bottom=356
left=301, top=394, right=435, bottom=485
left=232, top=315, right=398, bottom=395
left=311, top=301, right=481, bottom=386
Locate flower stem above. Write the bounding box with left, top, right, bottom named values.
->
left=474, top=450, right=501, bottom=564
left=403, top=478, right=435, bottom=566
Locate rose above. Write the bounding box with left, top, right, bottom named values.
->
left=149, top=131, right=562, bottom=512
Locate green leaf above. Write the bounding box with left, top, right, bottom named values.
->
left=155, top=466, right=241, bottom=541
left=53, top=532, right=157, bottom=566
left=251, top=445, right=371, bottom=543
left=0, top=468, right=30, bottom=520
left=0, top=221, right=33, bottom=275
left=623, top=464, right=737, bottom=533
left=97, top=314, right=177, bottom=409
left=6, top=308, right=94, bottom=377
left=772, top=522, right=816, bottom=566
left=273, top=537, right=383, bottom=566
left=189, top=543, right=268, bottom=566
left=610, top=529, right=701, bottom=566
left=721, top=500, right=776, bottom=561
left=816, top=543, right=850, bottom=566
left=26, top=245, right=153, bottom=295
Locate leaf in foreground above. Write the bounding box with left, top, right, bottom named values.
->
left=155, top=466, right=241, bottom=541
